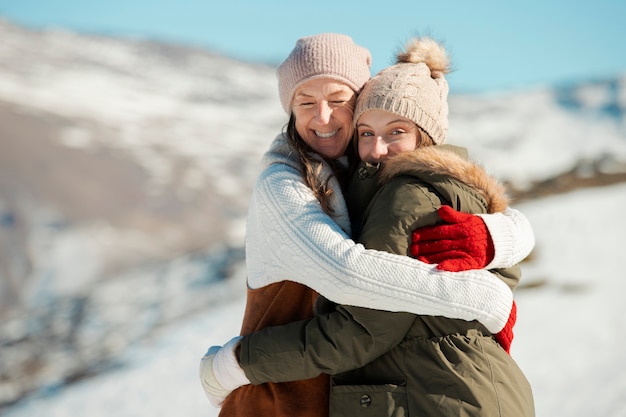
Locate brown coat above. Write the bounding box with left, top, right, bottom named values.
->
left=218, top=281, right=330, bottom=417
left=219, top=134, right=352, bottom=417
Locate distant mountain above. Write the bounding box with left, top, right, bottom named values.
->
left=448, top=78, right=626, bottom=194
left=0, top=18, right=625, bottom=409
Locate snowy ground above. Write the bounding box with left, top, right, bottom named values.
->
left=4, top=182, right=625, bottom=417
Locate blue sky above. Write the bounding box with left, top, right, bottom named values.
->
left=1, top=0, right=625, bottom=93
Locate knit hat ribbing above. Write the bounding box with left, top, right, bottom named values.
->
left=277, top=33, right=372, bottom=114
left=354, top=37, right=451, bottom=145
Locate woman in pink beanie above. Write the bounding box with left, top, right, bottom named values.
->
left=200, top=33, right=535, bottom=417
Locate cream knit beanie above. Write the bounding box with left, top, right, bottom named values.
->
left=277, top=33, right=372, bottom=114
left=354, top=37, right=451, bottom=145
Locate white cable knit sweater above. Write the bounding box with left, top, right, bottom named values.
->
left=245, top=135, right=535, bottom=333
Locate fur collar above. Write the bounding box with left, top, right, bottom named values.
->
left=379, top=145, right=509, bottom=213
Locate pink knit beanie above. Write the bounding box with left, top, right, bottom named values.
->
left=277, top=33, right=372, bottom=113
left=354, top=37, right=451, bottom=145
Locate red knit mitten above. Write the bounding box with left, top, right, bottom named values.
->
left=494, top=301, right=516, bottom=354
left=410, top=206, right=495, bottom=272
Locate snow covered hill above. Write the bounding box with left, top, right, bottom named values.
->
left=0, top=18, right=283, bottom=408
left=0, top=18, right=625, bottom=413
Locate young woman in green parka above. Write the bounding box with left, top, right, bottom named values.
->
left=202, top=37, right=535, bottom=417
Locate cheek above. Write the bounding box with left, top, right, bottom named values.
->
left=392, top=137, right=418, bottom=154
left=294, top=117, right=309, bottom=138
left=358, top=140, right=374, bottom=160
left=331, top=106, right=354, bottom=127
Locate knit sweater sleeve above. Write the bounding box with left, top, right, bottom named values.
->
left=245, top=164, right=512, bottom=333
left=479, top=207, right=535, bottom=269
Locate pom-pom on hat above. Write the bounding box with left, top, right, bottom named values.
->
left=354, top=37, right=451, bottom=145
left=277, top=33, right=372, bottom=114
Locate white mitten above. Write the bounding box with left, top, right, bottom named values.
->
left=199, top=336, right=250, bottom=407
left=199, top=346, right=229, bottom=407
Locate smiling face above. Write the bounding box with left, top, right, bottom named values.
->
left=356, top=109, right=421, bottom=163
left=291, top=78, right=357, bottom=159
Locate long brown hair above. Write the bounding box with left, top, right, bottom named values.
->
left=284, top=115, right=354, bottom=216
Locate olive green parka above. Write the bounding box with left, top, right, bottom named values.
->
left=238, top=145, right=535, bottom=417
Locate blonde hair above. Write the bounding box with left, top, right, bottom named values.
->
left=417, top=127, right=435, bottom=148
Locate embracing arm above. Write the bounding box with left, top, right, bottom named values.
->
left=410, top=206, right=535, bottom=271
left=199, top=306, right=414, bottom=404
left=240, top=304, right=414, bottom=384
left=246, top=165, right=512, bottom=334
left=479, top=207, right=535, bottom=269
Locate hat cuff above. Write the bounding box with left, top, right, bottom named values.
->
left=281, top=74, right=362, bottom=113
left=355, top=95, right=447, bottom=144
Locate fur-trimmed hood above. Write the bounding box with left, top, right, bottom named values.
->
left=379, top=145, right=509, bottom=213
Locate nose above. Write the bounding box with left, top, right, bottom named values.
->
left=368, top=137, right=388, bottom=161
left=315, top=101, right=332, bottom=124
